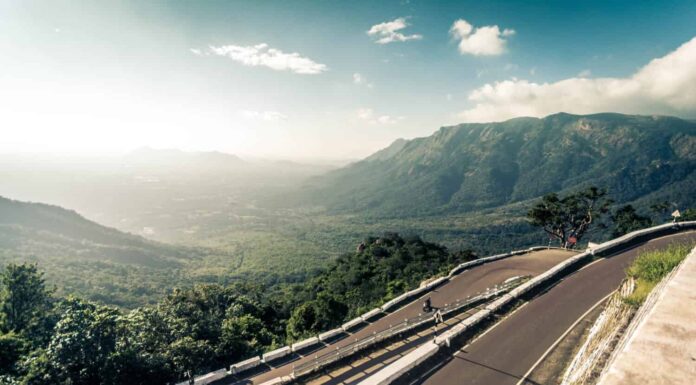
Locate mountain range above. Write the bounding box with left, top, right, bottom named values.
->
left=2, top=112, right=695, bottom=308
left=302, top=113, right=696, bottom=217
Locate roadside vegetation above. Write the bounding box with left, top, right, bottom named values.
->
left=624, top=243, right=693, bottom=306
left=0, top=233, right=473, bottom=385
left=527, top=186, right=690, bottom=248
left=527, top=187, right=613, bottom=247
left=0, top=181, right=692, bottom=384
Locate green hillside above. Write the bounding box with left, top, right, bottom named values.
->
left=0, top=195, right=341, bottom=309
left=303, top=113, right=696, bottom=217
left=0, top=196, right=202, bottom=307
left=2, top=112, right=694, bottom=310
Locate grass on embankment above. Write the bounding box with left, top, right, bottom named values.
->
left=624, top=243, right=693, bottom=307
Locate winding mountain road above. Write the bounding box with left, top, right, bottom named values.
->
left=217, top=248, right=577, bottom=385
left=412, top=231, right=696, bottom=385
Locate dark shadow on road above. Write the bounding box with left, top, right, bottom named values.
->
left=452, top=355, right=542, bottom=385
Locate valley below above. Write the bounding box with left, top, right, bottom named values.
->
left=1, top=113, right=695, bottom=309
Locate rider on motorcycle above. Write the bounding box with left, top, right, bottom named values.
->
left=423, top=297, right=432, bottom=313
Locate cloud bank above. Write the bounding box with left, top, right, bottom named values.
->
left=193, top=44, right=327, bottom=74
left=357, top=108, right=403, bottom=125
left=459, top=37, right=696, bottom=122
left=368, top=18, right=423, bottom=44
left=450, top=19, right=515, bottom=56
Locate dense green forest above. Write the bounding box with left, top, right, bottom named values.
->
left=1, top=113, right=694, bottom=311
left=1, top=180, right=691, bottom=384
left=302, top=113, right=696, bottom=217
left=0, top=196, right=210, bottom=308
left=1, top=186, right=688, bottom=385
left=0, top=233, right=472, bottom=385
left=0, top=196, right=334, bottom=309
left=0, top=201, right=681, bottom=385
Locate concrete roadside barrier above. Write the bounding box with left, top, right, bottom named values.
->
left=342, top=317, right=364, bottom=331
left=484, top=294, right=513, bottom=311
left=406, top=285, right=428, bottom=297
left=318, top=328, right=343, bottom=342
left=447, top=258, right=482, bottom=277
left=357, top=222, right=696, bottom=385
left=361, top=308, right=383, bottom=322
left=425, top=276, right=448, bottom=289
left=447, top=249, right=542, bottom=279
left=358, top=342, right=439, bottom=385
left=380, top=294, right=407, bottom=312
left=176, top=368, right=229, bottom=385
left=229, top=356, right=262, bottom=374
left=262, top=346, right=291, bottom=363
left=291, top=336, right=319, bottom=352
left=185, top=239, right=632, bottom=384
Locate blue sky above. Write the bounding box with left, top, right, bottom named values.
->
left=1, top=0, right=695, bottom=159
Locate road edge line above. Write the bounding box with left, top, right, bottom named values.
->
left=514, top=289, right=616, bottom=385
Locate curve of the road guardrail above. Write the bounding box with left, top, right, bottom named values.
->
left=290, top=276, right=529, bottom=379
left=357, top=221, right=696, bottom=385
left=178, top=244, right=568, bottom=385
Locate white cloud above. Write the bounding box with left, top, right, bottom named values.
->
left=194, top=43, right=327, bottom=74
left=368, top=17, right=423, bottom=44
left=357, top=108, right=404, bottom=125
left=353, top=73, right=374, bottom=88
left=458, top=37, right=696, bottom=122
left=450, top=19, right=515, bottom=56
left=241, top=110, right=288, bottom=122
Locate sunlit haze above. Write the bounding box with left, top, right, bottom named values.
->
left=1, top=2, right=696, bottom=384
left=1, top=0, right=695, bottom=160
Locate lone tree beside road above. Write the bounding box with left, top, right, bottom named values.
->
left=528, top=186, right=612, bottom=248
left=611, top=205, right=652, bottom=237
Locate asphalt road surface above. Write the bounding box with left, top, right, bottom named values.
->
left=414, top=231, right=696, bottom=385
left=219, top=248, right=576, bottom=385
left=307, top=303, right=485, bottom=385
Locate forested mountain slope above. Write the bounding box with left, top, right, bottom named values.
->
left=303, top=113, right=696, bottom=217
left=0, top=196, right=200, bottom=307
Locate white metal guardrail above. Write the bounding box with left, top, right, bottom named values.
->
left=358, top=221, right=696, bottom=385
left=179, top=245, right=556, bottom=384
left=290, top=276, right=528, bottom=378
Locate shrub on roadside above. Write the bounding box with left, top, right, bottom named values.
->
left=624, top=243, right=692, bottom=306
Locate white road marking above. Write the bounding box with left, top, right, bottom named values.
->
left=578, top=257, right=605, bottom=272
left=514, top=289, right=616, bottom=385
left=406, top=302, right=531, bottom=385
left=459, top=301, right=530, bottom=353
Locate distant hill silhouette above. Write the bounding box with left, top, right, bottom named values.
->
left=0, top=196, right=204, bottom=307
left=303, top=112, right=696, bottom=217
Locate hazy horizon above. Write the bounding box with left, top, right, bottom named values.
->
left=0, top=146, right=358, bottom=164
left=2, top=0, right=696, bottom=160
left=1, top=3, right=695, bottom=382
